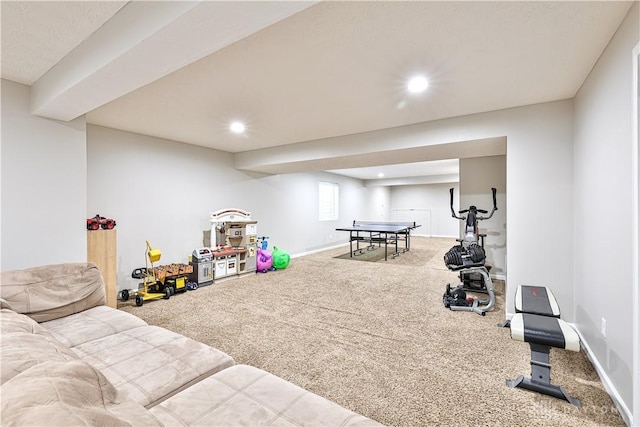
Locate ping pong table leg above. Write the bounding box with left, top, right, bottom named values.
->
left=393, top=233, right=400, bottom=257
left=391, top=232, right=401, bottom=258
left=384, top=232, right=388, bottom=261
left=350, top=231, right=354, bottom=257
left=352, top=231, right=365, bottom=256
left=356, top=231, right=363, bottom=255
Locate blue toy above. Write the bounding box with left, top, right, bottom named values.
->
left=258, top=236, right=270, bottom=250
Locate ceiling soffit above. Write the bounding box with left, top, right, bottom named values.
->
left=235, top=136, right=507, bottom=175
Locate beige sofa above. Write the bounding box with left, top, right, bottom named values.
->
left=1, top=262, right=381, bottom=426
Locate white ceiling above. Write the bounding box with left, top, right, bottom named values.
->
left=0, top=1, right=128, bottom=85
left=1, top=1, right=633, bottom=182
left=329, top=159, right=459, bottom=182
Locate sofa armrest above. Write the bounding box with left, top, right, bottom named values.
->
left=0, top=263, right=106, bottom=322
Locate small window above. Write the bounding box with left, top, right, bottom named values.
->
left=319, top=181, right=339, bottom=221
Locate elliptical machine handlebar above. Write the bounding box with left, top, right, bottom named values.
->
left=450, top=188, right=464, bottom=219
left=449, top=187, right=498, bottom=221
left=477, top=187, right=498, bottom=220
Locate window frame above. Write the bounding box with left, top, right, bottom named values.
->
left=318, top=181, right=339, bottom=221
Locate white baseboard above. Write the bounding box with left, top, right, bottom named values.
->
left=292, top=242, right=348, bottom=259
left=570, top=324, right=633, bottom=426
left=413, top=233, right=456, bottom=238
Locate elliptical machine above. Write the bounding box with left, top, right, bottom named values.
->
left=442, top=187, right=498, bottom=315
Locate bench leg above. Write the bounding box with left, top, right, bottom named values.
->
left=507, top=344, right=581, bottom=407
left=497, top=319, right=511, bottom=328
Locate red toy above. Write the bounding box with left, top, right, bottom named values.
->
left=87, top=214, right=116, bottom=230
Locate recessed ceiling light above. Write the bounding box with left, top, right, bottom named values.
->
left=407, top=75, right=429, bottom=93
left=230, top=121, right=246, bottom=134
left=377, top=172, right=385, bottom=178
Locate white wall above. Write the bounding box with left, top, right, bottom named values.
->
left=359, top=185, right=391, bottom=223
left=1, top=79, right=87, bottom=270
left=87, top=125, right=371, bottom=292
left=573, top=3, right=638, bottom=420
left=389, top=182, right=459, bottom=238
left=459, top=156, right=507, bottom=276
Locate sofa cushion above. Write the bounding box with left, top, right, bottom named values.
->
left=1, top=332, right=79, bottom=384
left=0, top=262, right=105, bottom=322
left=0, top=309, right=79, bottom=384
left=41, top=305, right=148, bottom=347
left=0, top=360, right=161, bottom=426
left=0, top=308, right=47, bottom=334
left=71, top=325, right=235, bottom=408
left=150, top=364, right=382, bottom=426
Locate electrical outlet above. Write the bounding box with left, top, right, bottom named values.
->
left=601, top=318, right=606, bottom=338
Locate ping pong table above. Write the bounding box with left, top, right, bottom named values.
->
left=335, top=221, right=420, bottom=261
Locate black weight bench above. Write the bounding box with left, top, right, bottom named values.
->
left=515, top=285, right=561, bottom=318
left=507, top=286, right=581, bottom=406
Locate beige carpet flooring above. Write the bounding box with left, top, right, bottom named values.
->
left=120, top=237, right=625, bottom=426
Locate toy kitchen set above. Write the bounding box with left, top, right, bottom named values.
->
left=199, top=208, right=258, bottom=283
